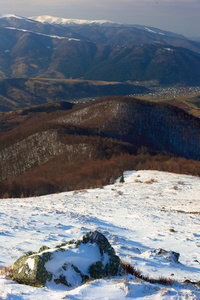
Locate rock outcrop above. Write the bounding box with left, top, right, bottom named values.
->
left=13, top=231, right=120, bottom=288
left=155, top=248, right=180, bottom=263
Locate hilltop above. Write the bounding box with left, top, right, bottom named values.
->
left=1, top=96, right=200, bottom=197
left=0, top=170, right=200, bottom=298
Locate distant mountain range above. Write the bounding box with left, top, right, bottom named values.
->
left=0, top=14, right=200, bottom=85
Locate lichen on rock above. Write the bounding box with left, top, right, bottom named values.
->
left=13, top=252, right=53, bottom=287
left=81, top=230, right=120, bottom=277
left=13, top=230, right=120, bottom=289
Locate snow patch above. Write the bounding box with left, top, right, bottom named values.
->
left=145, top=27, right=157, bottom=34
left=145, top=27, right=165, bottom=36
left=45, top=243, right=102, bottom=275
left=26, top=257, right=35, bottom=271
left=5, top=27, right=68, bottom=40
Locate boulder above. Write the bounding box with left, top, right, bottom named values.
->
left=13, top=230, right=120, bottom=288
left=13, top=251, right=53, bottom=287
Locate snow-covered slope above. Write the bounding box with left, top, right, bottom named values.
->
left=0, top=14, right=24, bottom=20
left=0, top=170, right=200, bottom=299
left=0, top=14, right=35, bottom=23
left=5, top=27, right=73, bottom=40
left=31, top=15, right=114, bottom=26
left=30, top=15, right=185, bottom=38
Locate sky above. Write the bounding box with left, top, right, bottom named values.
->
left=1, top=0, right=200, bottom=37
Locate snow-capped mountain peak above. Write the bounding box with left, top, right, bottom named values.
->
left=0, top=14, right=22, bottom=19
left=30, top=15, right=114, bottom=26
left=0, top=14, right=36, bottom=23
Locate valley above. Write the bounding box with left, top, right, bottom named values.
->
left=0, top=78, right=147, bottom=112
left=133, top=85, right=200, bottom=117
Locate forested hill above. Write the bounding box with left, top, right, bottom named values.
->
left=1, top=96, right=200, bottom=198
left=55, top=96, right=200, bottom=161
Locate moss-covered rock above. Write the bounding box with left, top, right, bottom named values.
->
left=89, top=261, right=104, bottom=278
left=54, top=274, right=71, bottom=286
left=13, top=252, right=53, bottom=287
left=81, top=230, right=120, bottom=277
left=13, top=231, right=120, bottom=289
left=38, top=246, right=50, bottom=253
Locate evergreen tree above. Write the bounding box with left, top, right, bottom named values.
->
left=120, top=174, right=125, bottom=183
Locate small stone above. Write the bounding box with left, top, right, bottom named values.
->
left=156, top=248, right=180, bottom=263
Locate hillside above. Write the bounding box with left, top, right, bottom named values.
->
left=1, top=96, right=200, bottom=197
left=0, top=15, right=200, bottom=85
left=159, top=95, right=200, bottom=118
left=0, top=170, right=200, bottom=299
left=55, top=96, right=200, bottom=159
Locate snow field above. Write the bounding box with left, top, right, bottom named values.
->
left=0, top=170, right=200, bottom=299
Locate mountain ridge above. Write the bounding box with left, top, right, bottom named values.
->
left=30, top=15, right=114, bottom=26
left=0, top=14, right=200, bottom=86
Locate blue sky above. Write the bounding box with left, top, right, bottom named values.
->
left=1, top=0, right=200, bottom=37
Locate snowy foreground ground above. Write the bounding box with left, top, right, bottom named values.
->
left=0, top=170, right=200, bottom=299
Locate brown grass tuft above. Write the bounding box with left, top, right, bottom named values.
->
left=120, top=261, right=175, bottom=286
left=144, top=179, right=158, bottom=184
left=0, top=266, right=14, bottom=280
